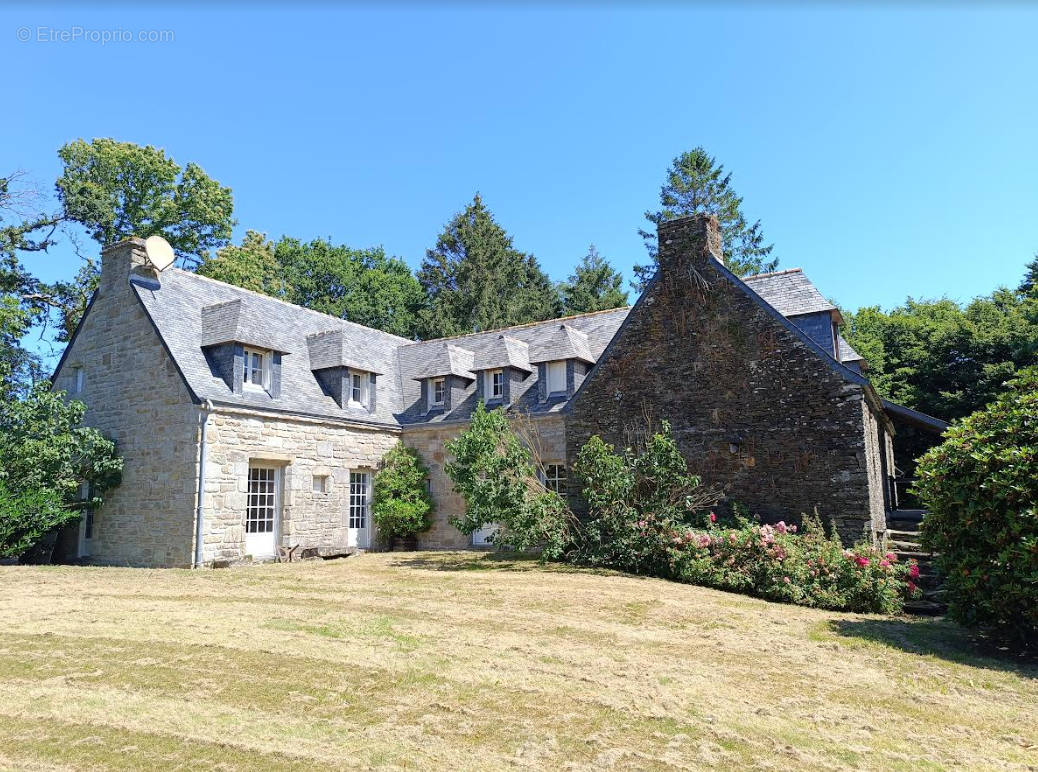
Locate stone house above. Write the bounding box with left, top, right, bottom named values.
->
left=52, top=214, right=941, bottom=567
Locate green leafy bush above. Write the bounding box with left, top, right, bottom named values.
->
left=444, top=403, right=572, bottom=558
left=0, top=384, right=122, bottom=558
left=914, top=367, right=1038, bottom=642
left=372, top=442, right=434, bottom=542
left=571, top=429, right=914, bottom=613
left=0, top=481, right=66, bottom=559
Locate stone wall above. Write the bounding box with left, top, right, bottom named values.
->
left=200, top=408, right=399, bottom=562
left=402, top=414, right=567, bottom=550
left=565, top=215, right=893, bottom=544
left=53, top=240, right=201, bottom=567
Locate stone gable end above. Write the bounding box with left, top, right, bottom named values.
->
left=565, top=215, right=886, bottom=542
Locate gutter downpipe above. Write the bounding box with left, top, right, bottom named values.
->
left=194, top=399, right=214, bottom=568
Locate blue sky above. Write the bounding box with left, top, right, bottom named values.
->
left=4, top=4, right=1037, bottom=360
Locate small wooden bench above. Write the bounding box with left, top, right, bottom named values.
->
left=275, top=545, right=299, bottom=563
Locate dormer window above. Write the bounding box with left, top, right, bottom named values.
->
left=430, top=377, right=445, bottom=409
left=546, top=361, right=566, bottom=394
left=243, top=347, right=269, bottom=391
left=348, top=369, right=370, bottom=409
left=486, top=369, right=504, bottom=400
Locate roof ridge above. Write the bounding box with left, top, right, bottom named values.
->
left=742, top=267, right=803, bottom=280
left=410, top=306, right=632, bottom=347
left=170, top=267, right=415, bottom=344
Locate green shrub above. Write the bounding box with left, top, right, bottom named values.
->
left=444, top=403, right=572, bottom=558
left=372, top=442, right=434, bottom=541
left=571, top=428, right=914, bottom=613
left=914, top=367, right=1038, bottom=643
left=0, top=384, right=122, bottom=558
left=0, top=481, right=66, bottom=559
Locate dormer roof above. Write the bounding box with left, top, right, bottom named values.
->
left=410, top=343, right=477, bottom=381
left=201, top=298, right=290, bottom=353
left=528, top=323, right=595, bottom=365
left=472, top=335, right=532, bottom=373
left=743, top=268, right=841, bottom=322
left=306, top=329, right=384, bottom=374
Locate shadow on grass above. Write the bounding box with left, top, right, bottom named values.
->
left=830, top=617, right=1037, bottom=676
left=387, top=551, right=543, bottom=572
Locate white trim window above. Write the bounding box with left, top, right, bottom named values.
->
left=429, top=377, right=446, bottom=409
left=486, top=369, right=504, bottom=400
left=348, top=370, right=369, bottom=409
left=77, top=481, right=93, bottom=557
left=543, top=464, right=567, bottom=496
left=312, top=474, right=330, bottom=494
left=69, top=366, right=84, bottom=395
left=546, top=361, right=567, bottom=394
left=243, top=347, right=269, bottom=390
left=348, top=471, right=372, bottom=549
left=245, top=466, right=279, bottom=557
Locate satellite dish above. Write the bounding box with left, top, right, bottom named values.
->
left=144, top=235, right=175, bottom=271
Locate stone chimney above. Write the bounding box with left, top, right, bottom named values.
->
left=99, top=238, right=151, bottom=293
left=657, top=214, right=723, bottom=272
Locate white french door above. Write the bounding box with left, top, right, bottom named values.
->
left=246, top=466, right=279, bottom=558
left=348, top=471, right=371, bottom=549
left=472, top=523, right=499, bottom=547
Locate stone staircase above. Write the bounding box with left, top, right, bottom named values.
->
left=886, top=509, right=946, bottom=616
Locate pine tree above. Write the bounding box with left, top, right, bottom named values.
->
left=635, top=148, right=777, bottom=289
left=1019, top=253, right=1038, bottom=295
left=560, top=245, right=628, bottom=314
left=417, top=194, right=561, bottom=338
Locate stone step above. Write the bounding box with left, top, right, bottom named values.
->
left=904, top=599, right=946, bottom=616
left=892, top=549, right=936, bottom=562
left=886, top=528, right=922, bottom=540
left=888, top=539, right=922, bottom=551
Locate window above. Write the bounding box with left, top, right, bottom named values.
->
left=486, top=369, right=504, bottom=400
left=246, top=467, right=277, bottom=535
left=546, top=361, right=567, bottom=394
left=243, top=348, right=268, bottom=390
left=78, top=481, right=93, bottom=540
left=349, top=472, right=369, bottom=530
left=312, top=474, right=330, bottom=494
left=69, top=366, right=84, bottom=395
left=543, top=464, right=567, bottom=496
left=349, top=370, right=369, bottom=409
left=430, top=377, right=445, bottom=408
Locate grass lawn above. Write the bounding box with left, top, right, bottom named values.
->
left=0, top=553, right=1034, bottom=770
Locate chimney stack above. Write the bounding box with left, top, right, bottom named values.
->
left=99, top=238, right=150, bottom=292
left=657, top=214, right=722, bottom=272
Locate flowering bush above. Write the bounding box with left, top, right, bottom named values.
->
left=570, top=428, right=916, bottom=613
left=675, top=516, right=918, bottom=613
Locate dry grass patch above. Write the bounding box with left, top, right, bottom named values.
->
left=0, top=552, right=1034, bottom=770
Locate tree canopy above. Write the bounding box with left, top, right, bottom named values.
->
left=197, top=231, right=425, bottom=338
left=636, top=148, right=777, bottom=288
left=559, top=245, right=628, bottom=315
left=417, top=194, right=562, bottom=338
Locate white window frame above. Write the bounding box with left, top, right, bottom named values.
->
left=542, top=463, right=567, bottom=496
left=430, top=377, right=445, bottom=409
left=546, top=361, right=567, bottom=394
left=348, top=369, right=369, bottom=409
left=348, top=470, right=372, bottom=548
left=77, top=481, right=92, bottom=557
left=243, top=347, right=269, bottom=391
left=486, top=369, right=504, bottom=400
left=69, top=366, right=84, bottom=395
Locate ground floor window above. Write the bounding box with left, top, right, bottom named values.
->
left=247, top=467, right=277, bottom=535
left=349, top=471, right=369, bottom=530
left=543, top=463, right=567, bottom=495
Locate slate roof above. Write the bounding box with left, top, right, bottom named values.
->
left=743, top=268, right=837, bottom=319
left=837, top=335, right=864, bottom=363
left=528, top=324, right=596, bottom=364
left=129, top=261, right=870, bottom=428
left=132, top=269, right=408, bottom=426
left=409, top=343, right=477, bottom=381
left=472, top=335, right=533, bottom=373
